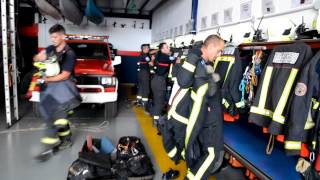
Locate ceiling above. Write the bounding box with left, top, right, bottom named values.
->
left=21, top=0, right=170, bottom=19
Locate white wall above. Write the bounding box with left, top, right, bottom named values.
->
left=152, top=0, right=318, bottom=46
left=37, top=16, right=151, bottom=51
left=151, top=0, right=192, bottom=43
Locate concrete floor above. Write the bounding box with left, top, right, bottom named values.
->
left=0, top=95, right=246, bottom=180
left=0, top=98, right=162, bottom=180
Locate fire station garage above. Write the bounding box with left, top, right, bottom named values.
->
left=2, top=0, right=320, bottom=179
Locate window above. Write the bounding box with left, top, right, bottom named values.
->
left=68, top=43, right=109, bottom=60
left=174, top=27, right=178, bottom=37
left=211, top=13, right=219, bottom=26
left=292, top=0, right=312, bottom=7
left=185, top=23, right=189, bottom=34
left=201, top=16, right=207, bottom=29
left=224, top=8, right=233, bottom=23
left=170, top=28, right=173, bottom=38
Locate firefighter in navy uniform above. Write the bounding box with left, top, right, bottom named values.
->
left=33, top=24, right=81, bottom=161
left=136, top=44, right=152, bottom=110
left=151, top=43, right=175, bottom=124
left=161, top=35, right=225, bottom=179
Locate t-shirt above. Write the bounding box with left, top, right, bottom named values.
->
left=45, top=44, right=76, bottom=74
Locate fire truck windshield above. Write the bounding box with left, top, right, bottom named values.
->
left=68, top=43, right=109, bottom=60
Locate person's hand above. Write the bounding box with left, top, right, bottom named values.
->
left=33, top=50, right=47, bottom=62
left=175, top=57, right=181, bottom=64
left=149, top=61, right=154, bottom=66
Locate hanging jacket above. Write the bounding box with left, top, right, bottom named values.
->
left=284, top=51, right=320, bottom=155
left=213, top=43, right=245, bottom=117
left=248, top=42, right=313, bottom=136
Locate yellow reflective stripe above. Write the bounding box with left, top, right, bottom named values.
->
left=181, top=149, right=185, bottom=159
left=312, top=141, right=317, bottom=150
left=273, top=69, right=298, bottom=124
left=312, top=98, right=319, bottom=110
left=236, top=101, right=245, bottom=108
left=185, top=84, right=208, bottom=147
left=41, top=137, right=60, bottom=145
left=258, top=66, right=273, bottom=109
left=187, top=170, right=195, bottom=180
left=182, top=61, right=196, bottom=73
left=193, top=147, right=216, bottom=180
left=304, top=109, right=315, bottom=130
left=222, top=98, right=230, bottom=108
left=136, top=96, right=142, bottom=99
left=191, top=91, right=197, bottom=100
left=58, top=130, right=71, bottom=137
left=224, top=57, right=235, bottom=83
left=171, top=111, right=188, bottom=124
left=54, top=119, right=69, bottom=126
left=154, top=116, right=160, bottom=120
left=168, top=64, right=173, bottom=78
left=285, top=141, right=301, bottom=150
left=250, top=106, right=273, bottom=118
left=168, top=147, right=177, bottom=158
left=168, top=89, right=189, bottom=124
left=142, top=98, right=148, bottom=101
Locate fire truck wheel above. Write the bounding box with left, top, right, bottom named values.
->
left=104, top=101, right=117, bottom=120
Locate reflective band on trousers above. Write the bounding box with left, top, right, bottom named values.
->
left=186, top=147, right=215, bottom=180
left=168, top=147, right=177, bottom=158
left=54, top=119, right=69, bottom=126
left=137, top=96, right=142, bottom=99
left=154, top=116, right=160, bottom=120
left=142, top=98, right=148, bottom=101
left=58, top=130, right=71, bottom=137
left=185, top=84, right=208, bottom=147
left=285, top=141, right=301, bottom=150
left=182, top=61, right=196, bottom=73
left=272, top=68, right=298, bottom=124
left=41, top=137, right=60, bottom=145
left=305, top=108, right=315, bottom=130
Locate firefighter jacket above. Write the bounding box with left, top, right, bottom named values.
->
left=162, top=48, right=224, bottom=179
left=154, top=52, right=175, bottom=76
left=249, top=42, right=313, bottom=136
left=137, top=53, right=151, bottom=71
left=213, top=43, right=244, bottom=116
left=284, top=50, right=320, bottom=155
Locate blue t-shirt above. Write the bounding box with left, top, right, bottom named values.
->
left=45, top=44, right=76, bottom=74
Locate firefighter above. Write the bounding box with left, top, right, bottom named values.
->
left=151, top=43, right=175, bottom=124
left=136, top=44, right=152, bottom=110
left=177, top=35, right=225, bottom=179
left=34, top=24, right=81, bottom=161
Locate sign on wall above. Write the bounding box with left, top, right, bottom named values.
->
left=240, top=1, right=252, bottom=20
left=262, top=0, right=275, bottom=14
left=224, top=8, right=233, bottom=23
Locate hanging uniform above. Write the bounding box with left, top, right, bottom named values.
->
left=213, top=44, right=245, bottom=121
left=136, top=53, right=151, bottom=104
left=151, top=52, right=175, bottom=120
left=284, top=50, right=320, bottom=155
left=248, top=42, right=313, bottom=136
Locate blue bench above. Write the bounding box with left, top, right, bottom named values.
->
left=224, top=119, right=301, bottom=180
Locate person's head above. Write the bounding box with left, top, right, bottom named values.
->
left=159, top=43, right=171, bottom=55
left=201, top=35, right=225, bottom=62
left=141, top=44, right=150, bottom=54
left=49, top=24, right=66, bottom=47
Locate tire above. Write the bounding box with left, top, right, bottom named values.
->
left=104, top=101, right=117, bottom=121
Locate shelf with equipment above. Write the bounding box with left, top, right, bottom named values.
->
left=222, top=40, right=320, bottom=180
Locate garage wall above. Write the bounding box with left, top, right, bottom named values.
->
left=152, top=0, right=318, bottom=45
left=151, top=0, right=192, bottom=43
left=37, top=16, right=151, bottom=51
